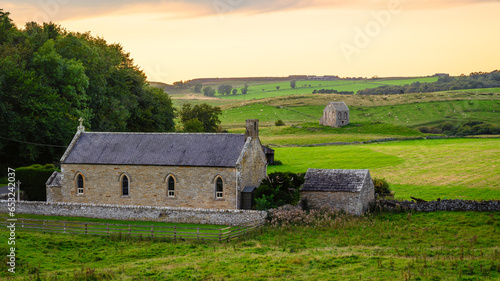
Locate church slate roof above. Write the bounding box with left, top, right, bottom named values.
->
left=301, top=169, right=370, bottom=193
left=62, top=132, right=247, bottom=167
left=328, top=102, right=349, bottom=111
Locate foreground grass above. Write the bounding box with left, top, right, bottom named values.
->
left=0, top=212, right=498, bottom=280
left=269, top=138, right=500, bottom=200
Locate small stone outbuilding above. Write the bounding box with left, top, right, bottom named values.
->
left=300, top=169, right=375, bottom=215
left=319, top=101, right=349, bottom=128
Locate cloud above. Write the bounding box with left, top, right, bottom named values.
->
left=4, top=0, right=498, bottom=24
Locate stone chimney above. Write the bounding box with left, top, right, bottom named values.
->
left=245, top=119, right=259, bottom=141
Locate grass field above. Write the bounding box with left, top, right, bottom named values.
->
left=214, top=77, right=440, bottom=100
left=1, top=211, right=499, bottom=280
left=268, top=138, right=500, bottom=200
left=217, top=92, right=500, bottom=132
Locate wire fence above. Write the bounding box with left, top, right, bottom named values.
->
left=0, top=218, right=265, bottom=242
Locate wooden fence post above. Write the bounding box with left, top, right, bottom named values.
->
left=219, top=228, right=222, bottom=243
left=43, top=220, right=46, bottom=232
left=128, top=225, right=131, bottom=237
left=174, top=225, right=177, bottom=240
left=63, top=222, right=66, bottom=234
left=197, top=226, right=200, bottom=241
left=85, top=223, right=88, bottom=235
left=21, top=218, right=24, bottom=228
left=151, top=224, right=154, bottom=239
left=106, top=223, right=109, bottom=235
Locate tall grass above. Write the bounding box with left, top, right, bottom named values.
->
left=1, top=212, right=498, bottom=280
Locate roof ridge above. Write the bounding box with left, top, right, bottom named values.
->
left=82, top=132, right=244, bottom=136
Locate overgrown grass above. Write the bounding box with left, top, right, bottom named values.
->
left=269, top=138, right=500, bottom=200
left=1, top=212, right=498, bottom=280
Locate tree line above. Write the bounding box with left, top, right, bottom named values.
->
left=0, top=10, right=221, bottom=171
left=358, top=71, right=500, bottom=95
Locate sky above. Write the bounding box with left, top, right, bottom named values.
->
left=3, top=0, right=500, bottom=83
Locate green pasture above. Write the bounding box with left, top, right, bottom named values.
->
left=221, top=100, right=500, bottom=129
left=269, top=138, right=500, bottom=201
left=291, top=100, right=500, bottom=128
left=1, top=211, right=499, bottom=280
left=216, top=77, right=439, bottom=100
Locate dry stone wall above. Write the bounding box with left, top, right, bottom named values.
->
left=375, top=199, right=500, bottom=212
left=0, top=201, right=267, bottom=226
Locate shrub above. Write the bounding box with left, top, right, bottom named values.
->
left=418, top=126, right=430, bottom=133
left=268, top=159, right=282, bottom=166
left=254, top=172, right=305, bottom=210
left=372, top=177, right=391, bottom=196
left=275, top=119, right=285, bottom=126
left=16, top=164, right=58, bottom=201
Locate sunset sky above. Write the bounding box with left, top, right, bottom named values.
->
left=4, top=0, right=500, bottom=83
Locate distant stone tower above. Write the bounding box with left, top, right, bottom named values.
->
left=319, top=102, right=349, bottom=128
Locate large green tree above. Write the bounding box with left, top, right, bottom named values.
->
left=178, top=103, right=222, bottom=132
left=0, top=10, right=175, bottom=170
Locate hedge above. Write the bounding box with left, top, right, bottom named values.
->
left=16, top=164, right=58, bottom=201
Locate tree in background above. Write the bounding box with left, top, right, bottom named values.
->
left=290, top=80, right=296, bottom=89
left=203, top=86, right=216, bottom=97
left=232, top=88, right=238, bottom=95
left=276, top=86, right=280, bottom=90
left=217, top=84, right=233, bottom=96
left=178, top=103, right=222, bottom=132
left=194, top=83, right=203, bottom=93
left=173, top=80, right=185, bottom=89
left=241, top=84, right=249, bottom=95
left=0, top=10, right=175, bottom=170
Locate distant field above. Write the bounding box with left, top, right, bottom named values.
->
left=215, top=77, right=439, bottom=100
left=220, top=98, right=500, bottom=145
left=268, top=138, right=500, bottom=201
left=290, top=100, right=500, bottom=128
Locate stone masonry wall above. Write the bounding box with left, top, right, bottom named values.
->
left=59, top=164, right=238, bottom=210
left=301, top=191, right=362, bottom=215
left=376, top=199, right=500, bottom=212
left=237, top=137, right=267, bottom=208
left=46, top=186, right=62, bottom=202
left=356, top=175, right=375, bottom=214
left=0, top=201, right=267, bottom=226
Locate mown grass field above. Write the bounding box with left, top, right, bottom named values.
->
left=1, top=212, right=499, bottom=280
left=269, top=138, right=500, bottom=201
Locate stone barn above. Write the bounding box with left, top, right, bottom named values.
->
left=300, top=169, right=375, bottom=215
left=46, top=119, right=267, bottom=210
left=319, top=102, right=349, bottom=128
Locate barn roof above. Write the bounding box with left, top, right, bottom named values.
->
left=61, top=132, right=247, bottom=167
left=301, top=169, right=370, bottom=193
left=328, top=102, right=349, bottom=111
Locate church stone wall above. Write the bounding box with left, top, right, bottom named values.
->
left=59, top=164, right=239, bottom=210
left=46, top=186, right=62, bottom=202
left=237, top=137, right=267, bottom=207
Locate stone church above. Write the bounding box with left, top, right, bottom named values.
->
left=46, top=119, right=267, bottom=210
left=319, top=101, right=350, bottom=127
